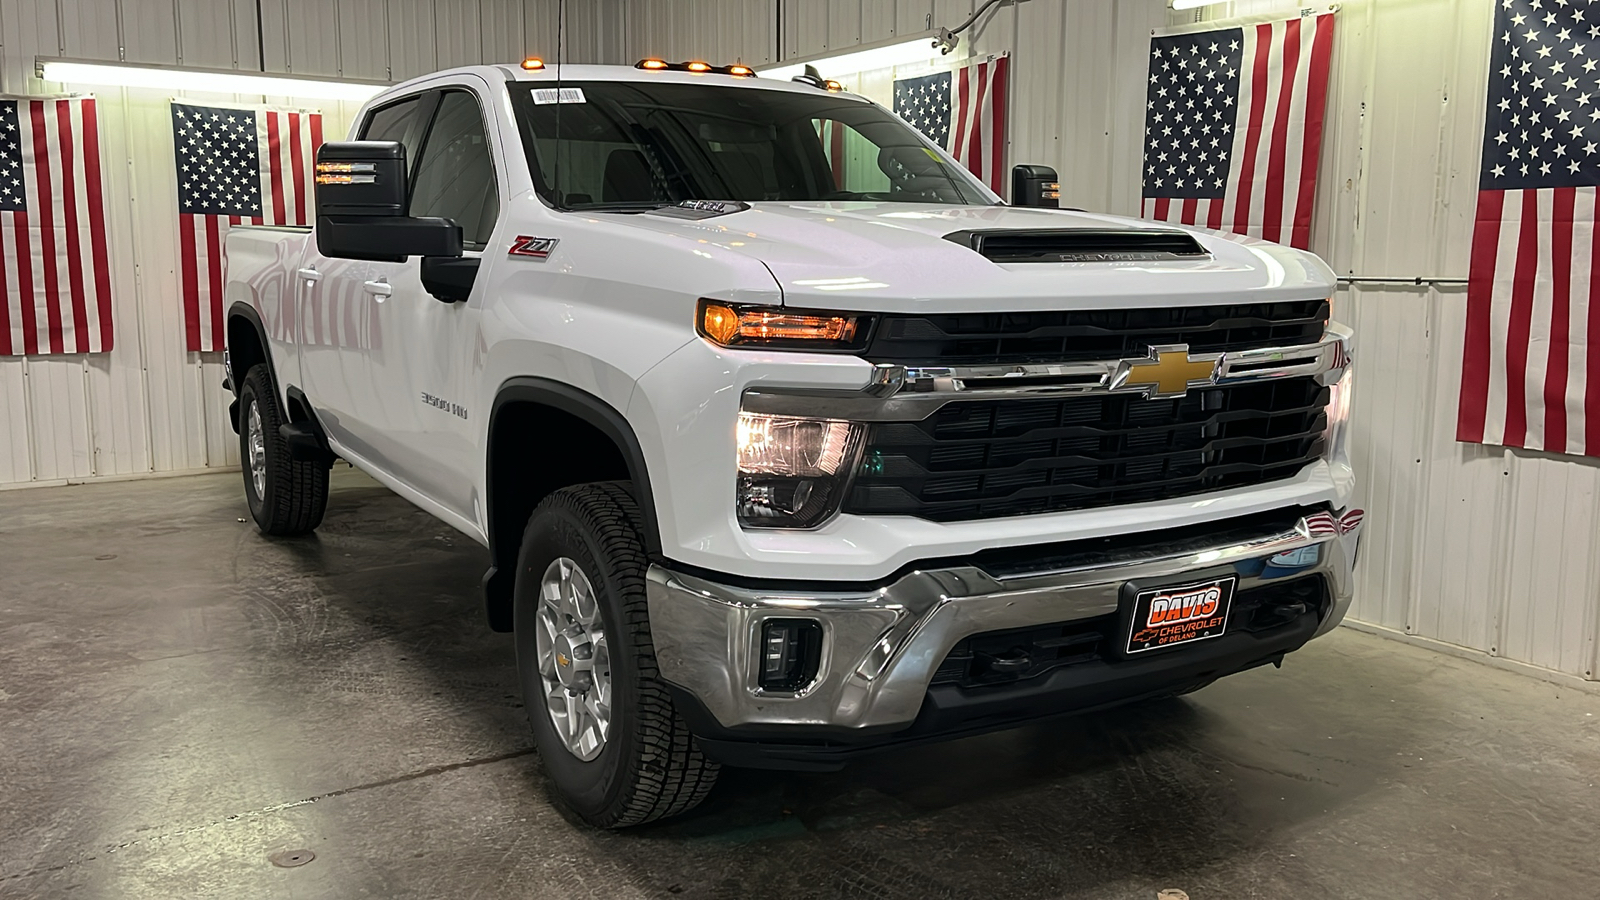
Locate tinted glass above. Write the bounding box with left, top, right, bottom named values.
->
left=513, top=81, right=990, bottom=209
left=359, top=96, right=423, bottom=174
left=410, top=91, right=500, bottom=247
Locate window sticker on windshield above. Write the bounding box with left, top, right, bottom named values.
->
left=531, top=87, right=586, bottom=105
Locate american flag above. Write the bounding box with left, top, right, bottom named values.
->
left=892, top=55, right=1010, bottom=195
left=173, top=101, right=321, bottom=352
left=0, top=97, right=113, bottom=356
left=1139, top=13, right=1335, bottom=250
left=1457, top=0, right=1600, bottom=458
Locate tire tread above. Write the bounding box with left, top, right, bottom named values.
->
left=531, top=481, right=719, bottom=827
left=241, top=365, right=329, bottom=536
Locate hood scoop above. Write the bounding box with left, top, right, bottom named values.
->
left=945, top=228, right=1210, bottom=263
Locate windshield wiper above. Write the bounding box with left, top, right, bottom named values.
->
left=563, top=200, right=677, bottom=213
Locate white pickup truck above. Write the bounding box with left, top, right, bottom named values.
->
left=222, top=58, right=1363, bottom=828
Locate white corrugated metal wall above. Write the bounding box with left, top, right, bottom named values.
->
left=0, top=0, right=621, bottom=490
left=621, top=0, right=1600, bottom=681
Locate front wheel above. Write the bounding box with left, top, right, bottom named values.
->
left=513, top=482, right=718, bottom=827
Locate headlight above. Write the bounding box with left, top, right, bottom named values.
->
left=736, top=412, right=863, bottom=528
left=699, top=300, right=873, bottom=351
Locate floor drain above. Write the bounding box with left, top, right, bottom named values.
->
left=269, top=849, right=316, bottom=868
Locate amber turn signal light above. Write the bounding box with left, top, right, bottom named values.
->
left=520, top=57, right=545, bottom=70
left=698, top=301, right=867, bottom=350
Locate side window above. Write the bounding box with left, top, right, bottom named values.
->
left=410, top=91, right=500, bottom=248
left=359, top=96, right=423, bottom=175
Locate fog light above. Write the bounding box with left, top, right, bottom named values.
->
left=758, top=619, right=822, bottom=692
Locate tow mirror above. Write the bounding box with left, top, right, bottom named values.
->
left=1011, top=164, right=1060, bottom=208
left=314, top=141, right=462, bottom=263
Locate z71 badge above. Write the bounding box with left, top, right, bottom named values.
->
left=509, top=235, right=559, bottom=259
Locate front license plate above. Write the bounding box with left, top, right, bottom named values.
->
left=1124, top=576, right=1237, bottom=654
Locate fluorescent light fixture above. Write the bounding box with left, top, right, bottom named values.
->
left=1171, top=0, right=1231, bottom=9
left=38, top=59, right=389, bottom=102
left=759, top=37, right=942, bottom=82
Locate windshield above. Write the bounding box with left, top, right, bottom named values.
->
left=510, top=81, right=994, bottom=210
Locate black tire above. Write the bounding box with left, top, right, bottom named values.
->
left=237, top=364, right=328, bottom=536
left=513, top=482, right=719, bottom=828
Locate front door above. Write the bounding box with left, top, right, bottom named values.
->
left=321, top=86, right=501, bottom=525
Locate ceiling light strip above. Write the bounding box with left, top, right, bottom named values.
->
left=37, top=58, right=389, bottom=103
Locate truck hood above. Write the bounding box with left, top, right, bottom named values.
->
left=603, top=202, right=1336, bottom=313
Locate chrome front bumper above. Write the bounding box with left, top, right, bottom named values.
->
left=646, top=508, right=1361, bottom=734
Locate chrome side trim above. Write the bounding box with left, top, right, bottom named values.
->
left=646, top=509, right=1361, bottom=732
left=742, top=331, right=1351, bottom=422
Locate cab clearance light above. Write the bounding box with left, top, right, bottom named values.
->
left=520, top=57, right=545, bottom=70
left=634, top=59, right=757, bottom=76
left=824, top=80, right=844, bottom=91
left=699, top=300, right=864, bottom=348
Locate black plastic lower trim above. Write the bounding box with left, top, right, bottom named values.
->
left=674, top=612, right=1320, bottom=771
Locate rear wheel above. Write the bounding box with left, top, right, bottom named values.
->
left=237, top=364, right=328, bottom=536
left=513, top=482, right=718, bottom=827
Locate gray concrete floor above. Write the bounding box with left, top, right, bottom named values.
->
left=2, top=469, right=1599, bottom=899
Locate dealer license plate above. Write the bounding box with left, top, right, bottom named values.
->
left=1124, top=575, right=1237, bottom=654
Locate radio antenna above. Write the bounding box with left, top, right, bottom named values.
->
left=553, top=0, right=566, bottom=206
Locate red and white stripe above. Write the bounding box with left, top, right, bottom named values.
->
left=1, top=97, right=113, bottom=356
left=1141, top=13, right=1334, bottom=250
left=1457, top=187, right=1600, bottom=456
left=181, top=105, right=322, bottom=352
left=951, top=55, right=1009, bottom=196
left=1304, top=511, right=1339, bottom=538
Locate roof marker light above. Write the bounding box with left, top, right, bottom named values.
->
left=824, top=80, right=844, bottom=92
left=638, top=58, right=669, bottom=70
left=728, top=65, right=754, bottom=76
left=520, top=57, right=544, bottom=70
left=687, top=61, right=712, bottom=72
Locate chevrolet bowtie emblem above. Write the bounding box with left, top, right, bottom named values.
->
left=556, top=653, right=570, bottom=668
left=1119, top=344, right=1223, bottom=399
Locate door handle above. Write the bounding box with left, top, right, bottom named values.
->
left=297, top=267, right=322, bottom=282
left=363, top=279, right=392, bottom=299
